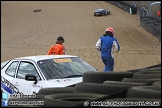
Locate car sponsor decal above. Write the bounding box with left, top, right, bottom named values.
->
left=54, top=58, right=72, bottom=63
left=32, top=84, right=43, bottom=88
left=1, top=82, right=13, bottom=94
left=1, top=76, right=24, bottom=95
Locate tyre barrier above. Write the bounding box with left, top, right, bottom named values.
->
left=7, top=66, right=161, bottom=107
left=74, top=82, right=131, bottom=96
left=126, top=86, right=161, bottom=99
left=83, top=71, right=134, bottom=83
left=122, top=78, right=161, bottom=84
left=37, top=87, right=75, bottom=95
left=152, top=81, right=161, bottom=86
left=133, top=71, right=161, bottom=78
left=126, top=65, right=161, bottom=73
left=139, top=67, right=161, bottom=72
left=103, top=81, right=149, bottom=86
left=126, top=69, right=161, bottom=73
left=134, top=71, right=161, bottom=74
left=42, top=93, right=107, bottom=107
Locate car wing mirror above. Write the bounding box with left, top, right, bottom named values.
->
left=25, top=74, right=38, bottom=84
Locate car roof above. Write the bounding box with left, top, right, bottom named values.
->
left=95, top=9, right=105, bottom=12
left=13, top=55, right=78, bottom=62
left=96, top=9, right=104, bottom=11
left=97, top=9, right=104, bottom=10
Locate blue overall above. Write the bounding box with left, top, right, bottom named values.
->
left=100, top=35, right=120, bottom=72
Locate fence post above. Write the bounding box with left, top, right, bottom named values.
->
left=147, top=1, right=151, bottom=16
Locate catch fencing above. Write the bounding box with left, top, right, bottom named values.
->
left=106, top=1, right=161, bottom=42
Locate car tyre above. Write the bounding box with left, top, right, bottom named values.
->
left=103, top=81, right=149, bottom=86
left=126, top=86, right=161, bottom=99
left=74, top=82, right=131, bottom=96
left=83, top=71, right=134, bottom=83
left=122, top=78, right=161, bottom=84
left=152, top=81, right=161, bottom=86
left=133, top=71, right=161, bottom=78
left=42, top=93, right=107, bottom=107
left=37, top=87, right=74, bottom=95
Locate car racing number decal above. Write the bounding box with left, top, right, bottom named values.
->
left=1, top=76, right=24, bottom=95
left=54, top=58, right=72, bottom=63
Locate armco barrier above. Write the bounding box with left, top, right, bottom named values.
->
left=106, top=1, right=161, bottom=42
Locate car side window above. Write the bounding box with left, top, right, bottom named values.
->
left=16, top=62, right=41, bottom=81
left=5, top=61, right=19, bottom=78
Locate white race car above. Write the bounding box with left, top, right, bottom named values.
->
left=1, top=55, right=97, bottom=95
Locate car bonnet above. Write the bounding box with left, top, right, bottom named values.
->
left=46, top=77, right=82, bottom=87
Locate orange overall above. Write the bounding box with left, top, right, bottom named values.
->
left=47, top=44, right=65, bottom=55
left=157, top=10, right=161, bottom=17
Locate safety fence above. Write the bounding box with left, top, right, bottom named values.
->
left=140, top=17, right=161, bottom=42
left=106, top=1, right=161, bottom=42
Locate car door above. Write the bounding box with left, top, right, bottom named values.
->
left=12, top=60, right=44, bottom=95
left=1, top=61, right=19, bottom=94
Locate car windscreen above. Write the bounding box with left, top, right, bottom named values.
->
left=95, top=9, right=102, bottom=12
left=1, top=60, right=10, bottom=69
left=37, top=57, right=97, bottom=80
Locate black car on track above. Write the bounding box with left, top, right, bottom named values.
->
left=94, top=9, right=110, bottom=16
